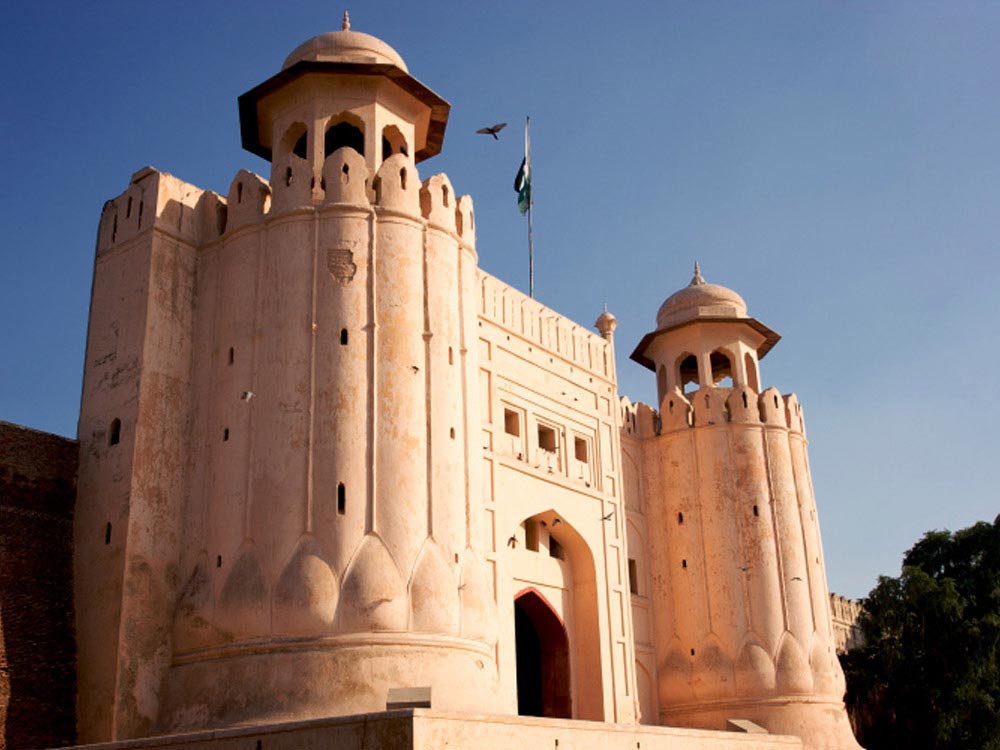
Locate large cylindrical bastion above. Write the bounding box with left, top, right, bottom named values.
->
left=640, top=385, right=859, bottom=750
left=163, top=152, right=499, bottom=731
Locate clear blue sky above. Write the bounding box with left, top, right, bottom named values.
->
left=2, top=1, right=998, bottom=599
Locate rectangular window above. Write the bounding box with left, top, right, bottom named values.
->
left=504, top=408, right=520, bottom=437
left=574, top=436, right=588, bottom=463
left=628, top=558, right=639, bottom=595
left=549, top=536, right=565, bottom=561
left=524, top=520, right=539, bottom=552
left=538, top=424, right=557, bottom=452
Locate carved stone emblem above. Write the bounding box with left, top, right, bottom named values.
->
left=327, top=246, right=356, bottom=283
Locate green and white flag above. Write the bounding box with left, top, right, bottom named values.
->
left=514, top=156, right=531, bottom=215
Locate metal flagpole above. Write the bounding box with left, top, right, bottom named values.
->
left=526, top=116, right=534, bottom=299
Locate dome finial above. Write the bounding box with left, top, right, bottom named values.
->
left=595, top=304, right=618, bottom=337
left=342, top=10, right=350, bottom=30
left=690, top=261, right=705, bottom=286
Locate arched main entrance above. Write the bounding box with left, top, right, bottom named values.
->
left=514, top=589, right=571, bottom=718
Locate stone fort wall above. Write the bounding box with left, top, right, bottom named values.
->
left=830, top=593, right=864, bottom=654
left=0, top=422, right=77, bottom=749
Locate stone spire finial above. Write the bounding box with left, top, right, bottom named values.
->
left=690, top=261, right=705, bottom=286
left=342, top=10, right=350, bottom=30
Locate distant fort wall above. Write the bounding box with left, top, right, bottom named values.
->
left=0, top=422, right=77, bottom=750
left=830, top=593, right=864, bottom=654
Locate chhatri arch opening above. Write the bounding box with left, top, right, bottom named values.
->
left=510, top=510, right=604, bottom=721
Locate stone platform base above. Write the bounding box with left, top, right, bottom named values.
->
left=72, top=710, right=803, bottom=750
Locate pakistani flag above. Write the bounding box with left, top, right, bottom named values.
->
left=514, top=156, right=531, bottom=215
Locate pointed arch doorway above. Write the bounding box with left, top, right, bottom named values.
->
left=514, top=589, right=571, bottom=718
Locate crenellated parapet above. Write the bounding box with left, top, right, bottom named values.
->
left=478, top=272, right=613, bottom=380
left=96, top=167, right=226, bottom=253
left=420, top=173, right=455, bottom=231
left=97, top=147, right=480, bottom=263
left=372, top=152, right=419, bottom=214
left=455, top=194, right=475, bottom=246
left=420, top=173, right=477, bottom=251
left=321, top=146, right=370, bottom=206
left=620, top=396, right=640, bottom=437
left=270, top=144, right=312, bottom=212
left=625, top=386, right=809, bottom=438
left=224, top=170, right=271, bottom=233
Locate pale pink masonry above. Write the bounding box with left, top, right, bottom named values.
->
left=73, top=22, right=861, bottom=750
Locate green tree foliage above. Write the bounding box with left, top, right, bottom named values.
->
left=841, top=514, right=1000, bottom=749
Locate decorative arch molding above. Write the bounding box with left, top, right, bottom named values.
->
left=514, top=585, right=566, bottom=627
left=508, top=509, right=604, bottom=721
left=676, top=351, right=699, bottom=393
left=709, top=347, right=736, bottom=387
left=324, top=111, right=366, bottom=159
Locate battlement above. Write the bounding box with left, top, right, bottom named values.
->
left=98, top=150, right=478, bottom=254
left=620, top=385, right=807, bottom=438
left=97, top=167, right=225, bottom=252
left=263, top=147, right=477, bottom=243
left=225, top=170, right=271, bottom=232
left=830, top=593, right=865, bottom=653
left=478, top=271, right=613, bottom=379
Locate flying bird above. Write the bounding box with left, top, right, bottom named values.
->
left=602, top=510, right=616, bottom=521
left=240, top=391, right=255, bottom=401
left=476, top=122, right=507, bottom=140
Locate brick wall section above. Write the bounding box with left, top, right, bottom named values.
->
left=0, top=421, right=78, bottom=749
